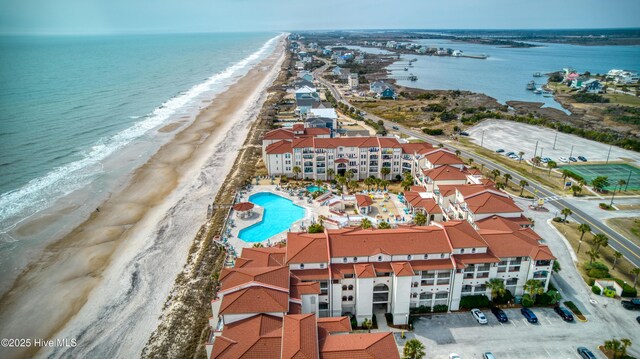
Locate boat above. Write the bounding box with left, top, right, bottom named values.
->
left=526, top=81, right=536, bottom=91
left=533, top=72, right=543, bottom=77
left=404, top=67, right=408, bottom=71
left=533, top=88, right=542, bottom=94
left=408, top=74, right=417, bottom=81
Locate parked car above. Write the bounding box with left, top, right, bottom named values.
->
left=449, top=354, right=461, bottom=359
left=622, top=298, right=640, bottom=310
left=520, top=308, right=538, bottom=323
left=459, top=131, right=470, bottom=136
left=558, top=156, right=569, bottom=163
left=505, top=152, right=515, bottom=156
left=496, top=149, right=505, bottom=153
left=508, top=154, right=519, bottom=159
left=483, top=353, right=497, bottom=359
left=636, top=316, right=640, bottom=324
left=543, top=157, right=552, bottom=163
left=577, top=347, right=597, bottom=359
left=569, top=156, right=578, bottom=162
left=554, top=305, right=574, bottom=322
left=392, top=126, right=399, bottom=130
left=471, top=308, right=488, bottom=324
left=578, top=156, right=588, bottom=162
left=490, top=307, right=508, bottom=323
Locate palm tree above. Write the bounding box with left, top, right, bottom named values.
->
left=414, top=211, right=427, bottom=226
left=327, top=168, right=335, bottom=182
left=561, top=169, right=572, bottom=182
left=618, top=179, right=627, bottom=193
left=361, top=218, right=373, bottom=229
left=486, top=278, right=506, bottom=301
left=632, top=267, right=640, bottom=287
left=547, top=160, right=557, bottom=176
left=571, top=184, right=582, bottom=196
left=336, top=175, right=347, bottom=191
left=577, top=223, right=591, bottom=253
left=503, top=173, right=512, bottom=186
left=455, top=149, right=461, bottom=157
left=491, top=169, right=501, bottom=181
left=345, top=170, right=354, bottom=181
left=364, top=177, right=374, bottom=191
left=523, top=279, right=544, bottom=299
left=374, top=178, right=382, bottom=190
left=561, top=208, right=572, bottom=222
left=380, top=180, right=390, bottom=190
left=362, top=318, right=373, bottom=333
left=586, top=248, right=600, bottom=264
left=292, top=166, right=301, bottom=180
left=613, top=251, right=623, bottom=269
left=381, top=167, right=391, bottom=180
left=518, top=151, right=525, bottom=163
left=252, top=242, right=264, bottom=248
left=378, top=221, right=391, bottom=229
left=348, top=180, right=359, bottom=191
left=604, top=338, right=632, bottom=359
left=519, top=180, right=529, bottom=196
left=592, top=233, right=609, bottom=252
left=495, top=182, right=506, bottom=190
left=468, top=158, right=474, bottom=166
left=403, top=339, right=426, bottom=359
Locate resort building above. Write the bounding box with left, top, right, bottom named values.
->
left=263, top=135, right=435, bottom=180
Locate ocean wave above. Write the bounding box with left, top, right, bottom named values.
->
left=0, top=34, right=281, bottom=230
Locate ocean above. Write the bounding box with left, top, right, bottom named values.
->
left=0, top=32, right=279, bottom=292
left=386, top=39, right=640, bottom=111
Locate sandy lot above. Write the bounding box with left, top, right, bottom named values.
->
left=468, top=119, right=640, bottom=165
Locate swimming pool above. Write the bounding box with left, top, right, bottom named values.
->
left=238, top=192, right=306, bottom=242
left=306, top=185, right=325, bottom=193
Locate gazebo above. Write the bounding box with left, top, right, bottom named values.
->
left=233, top=202, right=255, bottom=219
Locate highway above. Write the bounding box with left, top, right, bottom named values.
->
left=313, top=63, right=640, bottom=268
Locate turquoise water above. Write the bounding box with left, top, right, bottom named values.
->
left=238, top=192, right=305, bottom=242
left=306, top=185, right=325, bottom=193
left=0, top=32, right=276, bottom=231
left=390, top=39, right=640, bottom=111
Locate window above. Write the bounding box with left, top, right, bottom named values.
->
left=320, top=263, right=325, bottom=268
left=344, top=274, right=354, bottom=279
left=440, top=253, right=445, bottom=258
left=300, top=264, right=304, bottom=269
left=407, top=255, right=412, bottom=260
left=412, top=292, right=418, bottom=298
left=310, top=297, right=315, bottom=305
left=348, top=295, right=353, bottom=301
left=348, top=285, right=354, bottom=290
left=378, top=256, right=382, bottom=261
left=424, top=254, right=429, bottom=259
left=342, top=296, right=347, bottom=301
left=319, top=303, right=328, bottom=310
left=471, top=248, right=476, bottom=253
left=435, top=292, right=448, bottom=299
left=343, top=257, right=348, bottom=263
left=342, top=285, right=347, bottom=290
left=460, top=248, right=465, bottom=254
left=353, top=257, right=358, bottom=263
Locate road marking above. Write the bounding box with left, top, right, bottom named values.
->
left=545, top=316, right=553, bottom=325
left=544, top=348, right=553, bottom=358
left=570, top=209, right=640, bottom=260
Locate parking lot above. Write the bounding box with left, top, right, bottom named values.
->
left=400, top=307, right=609, bottom=359
left=467, top=119, right=640, bottom=165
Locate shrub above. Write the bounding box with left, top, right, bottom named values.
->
left=536, top=292, right=553, bottom=305
left=410, top=305, right=431, bottom=314
left=422, top=128, right=444, bottom=136
left=587, top=278, right=596, bottom=286
left=350, top=315, right=357, bottom=329
left=585, top=262, right=609, bottom=271
left=308, top=223, right=324, bottom=233
left=385, top=312, right=393, bottom=325
left=564, top=301, right=583, bottom=317
left=552, top=217, right=563, bottom=222
left=459, top=294, right=491, bottom=309
left=572, top=93, right=609, bottom=103
left=614, top=278, right=638, bottom=297
left=492, top=290, right=514, bottom=305
left=592, top=285, right=602, bottom=295
left=521, top=294, right=535, bottom=307
left=587, top=268, right=610, bottom=279
left=371, top=314, right=377, bottom=328
left=603, top=288, right=616, bottom=298
left=432, top=304, right=448, bottom=313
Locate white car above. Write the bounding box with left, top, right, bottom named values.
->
left=559, top=156, right=569, bottom=163
left=449, top=354, right=462, bottom=359
left=471, top=308, right=488, bottom=324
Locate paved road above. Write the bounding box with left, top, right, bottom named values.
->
left=314, top=66, right=640, bottom=268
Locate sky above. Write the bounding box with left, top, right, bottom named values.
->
left=0, top=0, right=639, bottom=35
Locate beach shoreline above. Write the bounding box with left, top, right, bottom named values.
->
left=0, top=35, right=286, bottom=359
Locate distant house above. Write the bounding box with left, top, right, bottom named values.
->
left=581, top=79, right=603, bottom=93
left=295, top=86, right=319, bottom=102
left=607, top=69, right=639, bottom=84
left=332, top=66, right=343, bottom=77
left=306, top=116, right=337, bottom=137
left=348, top=73, right=359, bottom=89
left=294, top=78, right=315, bottom=90
left=336, top=57, right=346, bottom=65
left=332, top=66, right=351, bottom=80
left=295, top=99, right=316, bottom=116
left=297, top=71, right=314, bottom=83
left=369, top=81, right=396, bottom=99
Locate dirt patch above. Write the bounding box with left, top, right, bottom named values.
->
left=605, top=217, right=640, bottom=248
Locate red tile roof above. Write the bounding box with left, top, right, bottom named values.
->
left=425, top=149, right=464, bottom=166
left=437, top=221, right=488, bottom=249
left=290, top=269, right=330, bottom=281
left=290, top=276, right=321, bottom=299
left=422, top=165, right=468, bottom=181
left=266, top=140, right=293, bottom=154
left=290, top=137, right=402, bottom=150
left=320, top=332, right=400, bottom=359
left=219, top=266, right=290, bottom=291
left=355, top=194, right=374, bottom=207
left=292, top=124, right=305, bottom=132
left=238, top=247, right=287, bottom=268
left=287, top=232, right=329, bottom=264
left=328, top=227, right=452, bottom=257
left=219, top=286, right=289, bottom=315
left=354, top=263, right=376, bottom=278
left=211, top=314, right=283, bottom=359
left=454, top=253, right=500, bottom=265
left=317, top=316, right=352, bottom=340
left=391, top=262, right=415, bottom=276
left=265, top=128, right=295, bottom=140
left=409, top=259, right=455, bottom=271
left=409, top=185, right=426, bottom=192
left=455, top=184, right=497, bottom=198
left=403, top=191, right=442, bottom=214
left=282, top=314, right=319, bottom=359
left=463, top=191, right=522, bottom=214
left=400, top=142, right=435, bottom=155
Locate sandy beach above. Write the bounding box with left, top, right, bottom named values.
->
left=0, top=36, right=285, bottom=359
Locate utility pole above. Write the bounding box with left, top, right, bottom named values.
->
left=552, top=132, right=558, bottom=150
left=531, top=141, right=538, bottom=173
left=610, top=184, right=617, bottom=207
left=568, top=145, right=574, bottom=163
left=626, top=169, right=632, bottom=191
left=605, top=144, right=612, bottom=164
left=540, top=147, right=544, bottom=159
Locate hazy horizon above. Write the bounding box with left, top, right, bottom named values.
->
left=1, top=0, right=639, bottom=35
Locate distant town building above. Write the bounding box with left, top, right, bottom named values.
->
left=348, top=73, right=359, bottom=89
